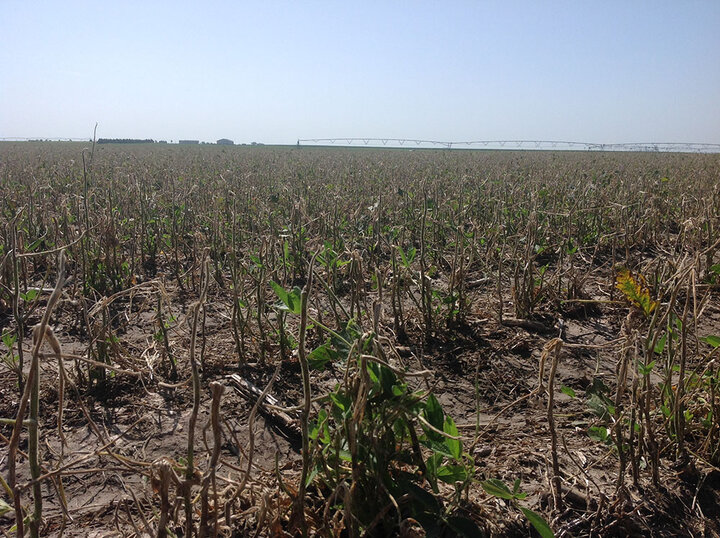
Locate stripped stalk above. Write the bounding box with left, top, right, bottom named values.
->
left=673, top=277, right=692, bottom=459
left=544, top=338, right=563, bottom=512
left=7, top=251, right=65, bottom=538
left=199, top=382, right=225, bottom=538
left=185, top=255, right=210, bottom=537
left=9, top=217, right=26, bottom=396
left=420, top=190, right=432, bottom=340
left=156, top=292, right=176, bottom=379
left=295, top=255, right=315, bottom=536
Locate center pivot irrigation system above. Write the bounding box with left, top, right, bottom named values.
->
left=297, top=138, right=720, bottom=153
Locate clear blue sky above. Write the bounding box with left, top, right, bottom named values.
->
left=2, top=1, right=719, bottom=144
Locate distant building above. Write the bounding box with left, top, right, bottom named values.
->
left=178, top=140, right=199, bottom=145
left=217, top=138, right=234, bottom=145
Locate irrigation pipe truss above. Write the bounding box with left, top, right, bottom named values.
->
left=297, top=138, right=720, bottom=153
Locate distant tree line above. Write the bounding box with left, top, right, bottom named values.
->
left=97, top=138, right=156, bottom=144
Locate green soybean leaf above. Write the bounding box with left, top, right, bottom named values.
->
left=425, top=453, right=443, bottom=492
left=20, top=288, right=39, bottom=302
left=330, top=392, right=352, bottom=416
left=588, top=426, right=610, bottom=443
left=270, top=280, right=302, bottom=314
left=481, top=478, right=513, bottom=500
left=0, top=498, right=12, bottom=516
left=330, top=319, right=362, bottom=362
left=560, top=386, right=576, bottom=398
left=654, top=334, right=667, bottom=354
left=307, top=343, right=336, bottom=370
left=587, top=393, right=612, bottom=420
left=309, top=409, right=327, bottom=441
left=519, top=507, right=554, bottom=538
left=703, top=335, right=720, bottom=349
left=304, top=467, right=318, bottom=486
left=2, top=330, right=17, bottom=348
left=422, top=438, right=455, bottom=458
left=443, top=416, right=461, bottom=459
left=638, top=360, right=656, bottom=376
left=424, top=394, right=445, bottom=432
left=398, top=245, right=409, bottom=267
left=283, top=240, right=290, bottom=263
left=437, top=464, right=468, bottom=484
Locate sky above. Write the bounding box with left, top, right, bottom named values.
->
left=1, top=1, right=719, bottom=145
